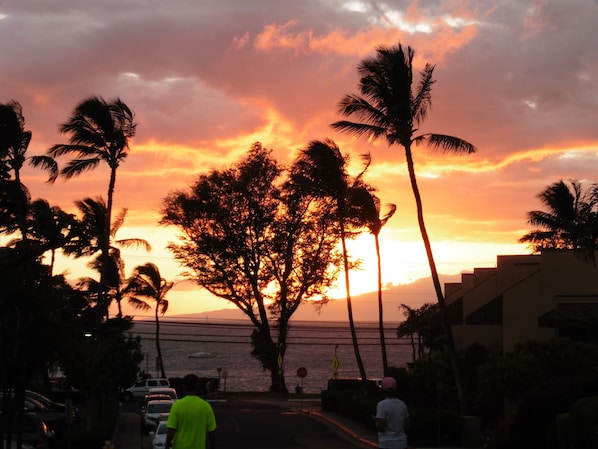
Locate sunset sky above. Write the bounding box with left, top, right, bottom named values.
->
left=2, top=0, right=598, bottom=319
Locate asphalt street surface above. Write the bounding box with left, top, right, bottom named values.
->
left=122, top=397, right=373, bottom=449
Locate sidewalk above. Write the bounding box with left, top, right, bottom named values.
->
left=110, top=408, right=145, bottom=449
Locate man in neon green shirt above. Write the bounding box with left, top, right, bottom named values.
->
left=166, top=374, right=217, bottom=449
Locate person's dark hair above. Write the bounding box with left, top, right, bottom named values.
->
left=182, top=373, right=200, bottom=393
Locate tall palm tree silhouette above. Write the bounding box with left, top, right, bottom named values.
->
left=351, top=187, right=396, bottom=373
left=124, top=262, right=172, bottom=379
left=331, top=44, right=476, bottom=412
left=48, top=96, right=137, bottom=323
left=0, top=101, right=57, bottom=240
left=292, top=139, right=369, bottom=381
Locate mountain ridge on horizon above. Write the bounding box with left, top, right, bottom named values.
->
left=165, top=273, right=464, bottom=323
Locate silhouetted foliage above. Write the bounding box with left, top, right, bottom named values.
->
left=48, top=96, right=137, bottom=322
left=350, top=187, right=396, bottom=373
left=291, top=139, right=371, bottom=382
left=161, top=142, right=343, bottom=392
left=397, top=303, right=445, bottom=362
left=123, top=262, right=172, bottom=378
left=520, top=180, right=598, bottom=261
left=331, top=42, right=476, bottom=413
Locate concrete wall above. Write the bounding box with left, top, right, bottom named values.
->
left=445, top=250, right=598, bottom=354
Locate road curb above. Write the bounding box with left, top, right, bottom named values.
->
left=304, top=409, right=378, bottom=448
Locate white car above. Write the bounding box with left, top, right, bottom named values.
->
left=142, top=400, right=173, bottom=433
left=124, top=378, right=170, bottom=400
left=147, top=387, right=178, bottom=401
left=149, top=420, right=168, bottom=449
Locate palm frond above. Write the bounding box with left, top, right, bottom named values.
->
left=330, top=120, right=386, bottom=141
left=111, top=208, right=128, bottom=237
left=115, top=238, right=151, bottom=251
left=336, top=95, right=387, bottom=125
left=158, top=299, right=169, bottom=315
left=380, top=203, right=397, bottom=227
left=421, top=134, right=477, bottom=154
left=412, top=64, right=435, bottom=127
left=109, top=98, right=137, bottom=138
left=352, top=152, right=372, bottom=186
left=29, top=155, right=59, bottom=183
left=124, top=295, right=152, bottom=311
left=62, top=157, right=101, bottom=178
left=48, top=143, right=98, bottom=158
left=292, top=139, right=349, bottom=197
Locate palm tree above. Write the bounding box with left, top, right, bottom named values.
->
left=292, top=139, right=369, bottom=381
left=27, top=199, right=78, bottom=274
left=331, top=43, right=476, bottom=413
left=68, top=197, right=150, bottom=318
left=0, top=101, right=57, bottom=240
left=351, top=187, right=396, bottom=373
left=519, top=180, right=598, bottom=261
left=123, top=263, right=172, bottom=379
left=48, top=96, right=137, bottom=322
left=397, top=303, right=444, bottom=362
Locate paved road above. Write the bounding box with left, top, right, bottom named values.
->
left=213, top=399, right=366, bottom=449
left=119, top=398, right=374, bottom=449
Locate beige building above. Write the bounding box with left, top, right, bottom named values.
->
left=444, top=250, right=598, bottom=354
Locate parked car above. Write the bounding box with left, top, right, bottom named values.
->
left=23, top=397, right=72, bottom=437
left=147, top=387, right=177, bottom=401
left=0, top=389, right=80, bottom=424
left=1, top=412, right=54, bottom=449
left=123, top=378, right=170, bottom=400
left=26, top=390, right=80, bottom=423
left=141, top=394, right=172, bottom=414
left=149, top=420, right=168, bottom=449
left=142, top=400, right=173, bottom=433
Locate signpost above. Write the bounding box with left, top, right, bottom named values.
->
left=296, top=367, right=307, bottom=409
left=217, top=367, right=222, bottom=397
left=222, top=369, right=228, bottom=395
left=332, top=345, right=339, bottom=379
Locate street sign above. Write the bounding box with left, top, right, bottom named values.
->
left=296, top=366, right=308, bottom=378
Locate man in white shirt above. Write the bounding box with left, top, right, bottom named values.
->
left=375, top=376, right=410, bottom=449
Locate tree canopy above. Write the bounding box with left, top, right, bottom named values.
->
left=520, top=180, right=598, bottom=260
left=161, top=142, right=343, bottom=391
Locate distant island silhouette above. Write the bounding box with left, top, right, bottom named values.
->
left=167, top=274, right=462, bottom=323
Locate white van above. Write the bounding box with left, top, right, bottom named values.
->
left=123, top=378, right=170, bottom=400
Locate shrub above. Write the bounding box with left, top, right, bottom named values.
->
left=408, top=408, right=462, bottom=447
left=568, top=396, right=598, bottom=448
left=321, top=382, right=380, bottom=429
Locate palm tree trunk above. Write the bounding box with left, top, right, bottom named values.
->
left=99, top=167, right=117, bottom=322
left=155, top=304, right=166, bottom=378
left=375, top=234, right=388, bottom=373
left=340, top=221, right=367, bottom=381
left=404, top=144, right=466, bottom=414
left=13, top=173, right=29, bottom=242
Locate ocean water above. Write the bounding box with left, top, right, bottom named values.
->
left=131, top=319, right=412, bottom=394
